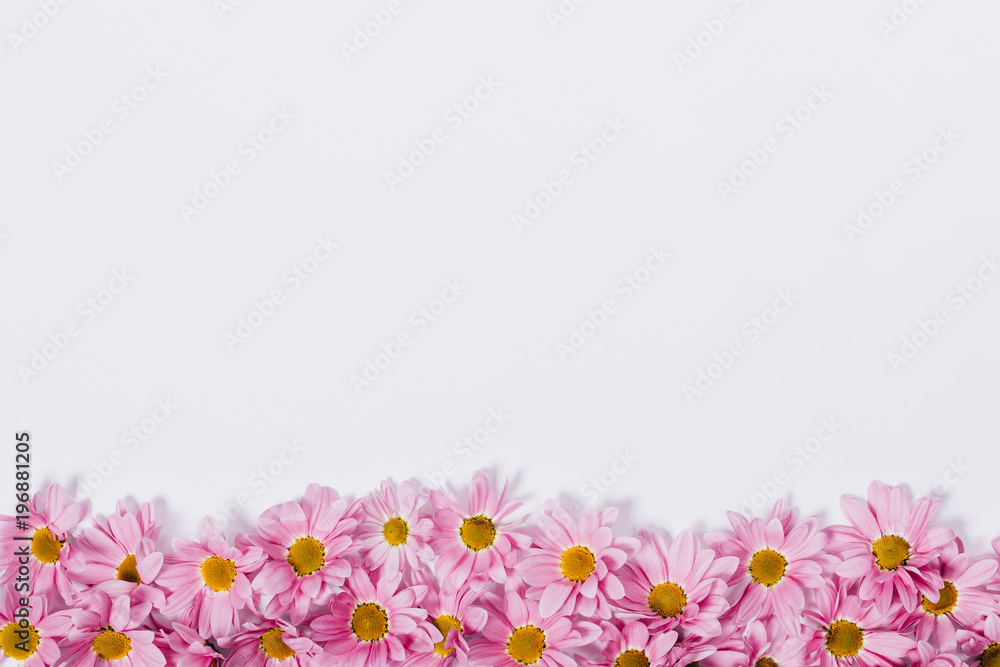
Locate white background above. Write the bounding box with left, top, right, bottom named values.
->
left=2, top=1, right=999, bottom=551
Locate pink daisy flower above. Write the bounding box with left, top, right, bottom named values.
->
left=0, top=484, right=86, bottom=603
left=957, top=613, right=1000, bottom=666
left=906, top=641, right=964, bottom=667
left=707, top=503, right=829, bottom=632
left=891, top=540, right=997, bottom=653
left=55, top=592, right=165, bottom=666
left=518, top=502, right=639, bottom=619
left=586, top=620, right=677, bottom=667
left=249, top=483, right=361, bottom=624
left=825, top=481, right=954, bottom=613
left=217, top=619, right=322, bottom=667
left=311, top=567, right=434, bottom=667
left=159, top=516, right=266, bottom=639
left=729, top=618, right=808, bottom=667
left=802, top=582, right=915, bottom=667
left=428, top=472, right=530, bottom=592
left=664, top=630, right=739, bottom=667
left=0, top=590, right=73, bottom=666
left=161, top=623, right=224, bottom=667
left=69, top=503, right=165, bottom=607
left=357, top=480, right=433, bottom=581
left=399, top=573, right=487, bottom=666
left=468, top=591, right=599, bottom=667
left=617, top=529, right=737, bottom=637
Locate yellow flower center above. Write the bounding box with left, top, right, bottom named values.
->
left=459, top=515, right=496, bottom=551
left=92, top=629, right=132, bottom=661
left=872, top=535, right=910, bottom=571
left=287, top=536, right=325, bottom=576
left=1, top=622, right=40, bottom=660
left=201, top=556, right=238, bottom=592
left=826, top=620, right=864, bottom=658
left=749, top=549, right=787, bottom=587
left=615, top=649, right=651, bottom=667
left=982, top=644, right=1000, bottom=667
left=383, top=517, right=409, bottom=547
left=507, top=625, right=546, bottom=665
left=352, top=603, right=389, bottom=642
left=116, top=554, right=141, bottom=583
left=431, top=615, right=463, bottom=657
left=260, top=628, right=296, bottom=659
left=31, top=527, right=62, bottom=564
left=920, top=581, right=958, bottom=616
left=756, top=659, right=779, bottom=667
left=560, top=545, right=596, bottom=583
left=647, top=582, right=687, bottom=618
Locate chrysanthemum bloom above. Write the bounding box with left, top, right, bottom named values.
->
left=0, top=590, right=73, bottom=666
left=311, top=567, right=435, bottom=666
left=518, top=502, right=639, bottom=619
left=586, top=620, right=677, bottom=667
left=55, top=593, right=165, bottom=666
left=468, top=591, right=599, bottom=667
left=617, top=530, right=737, bottom=637
left=159, top=516, right=266, bottom=639
left=399, top=573, right=487, bottom=666
left=428, top=472, right=530, bottom=592
left=217, top=619, right=322, bottom=666
left=957, top=614, right=1000, bottom=667
left=891, top=540, right=997, bottom=653
left=728, top=618, right=808, bottom=667
left=69, top=503, right=165, bottom=607
left=0, top=484, right=86, bottom=603
left=662, top=628, right=739, bottom=667
left=905, top=641, right=964, bottom=667
left=707, top=504, right=829, bottom=632
left=802, top=582, right=915, bottom=667
left=357, top=480, right=433, bottom=581
left=161, top=623, right=224, bottom=667
left=825, top=481, right=954, bottom=613
left=249, top=483, right=361, bottom=623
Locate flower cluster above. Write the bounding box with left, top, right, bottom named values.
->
left=2, top=476, right=999, bottom=666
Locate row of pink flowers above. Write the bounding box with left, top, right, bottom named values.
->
left=2, top=476, right=1000, bottom=666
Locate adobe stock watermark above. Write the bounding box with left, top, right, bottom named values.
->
left=72, top=397, right=179, bottom=502
left=351, top=278, right=467, bottom=394
left=844, top=126, right=958, bottom=244
left=913, top=459, right=971, bottom=498
left=224, top=235, right=340, bottom=352
left=683, top=288, right=798, bottom=403
left=716, top=85, right=833, bottom=202
left=424, top=407, right=511, bottom=489
left=672, top=0, right=759, bottom=73
left=51, top=66, right=169, bottom=183
left=511, top=116, right=628, bottom=232
left=7, top=0, right=72, bottom=53
left=545, top=0, right=591, bottom=31
left=340, top=0, right=407, bottom=63
left=877, top=0, right=931, bottom=39
left=384, top=75, right=502, bottom=192
left=212, top=439, right=306, bottom=531
left=735, top=417, right=844, bottom=517
left=556, top=245, right=671, bottom=362
left=887, top=255, right=998, bottom=372
left=179, top=108, right=295, bottom=224
left=17, top=269, right=135, bottom=386
left=213, top=0, right=249, bottom=20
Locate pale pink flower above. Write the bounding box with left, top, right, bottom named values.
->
left=825, top=481, right=954, bottom=613
left=905, top=641, right=964, bottom=667
left=311, top=567, right=434, bottom=667
left=802, top=582, right=915, bottom=667
left=518, top=502, right=639, bottom=619
left=428, top=472, right=530, bottom=592
left=159, top=517, right=265, bottom=639
left=956, top=613, right=1000, bottom=665
left=468, top=591, right=599, bottom=667
left=249, top=483, right=360, bottom=624
left=585, top=620, right=677, bottom=667
left=708, top=502, right=830, bottom=632
left=0, top=484, right=86, bottom=603
left=0, top=589, right=73, bottom=666
left=161, top=623, right=224, bottom=667
left=728, top=618, right=808, bottom=667
left=357, top=480, right=433, bottom=581
left=400, top=573, right=487, bottom=666
left=55, top=593, right=165, bottom=666
left=617, top=530, right=737, bottom=637
left=217, top=619, right=322, bottom=667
